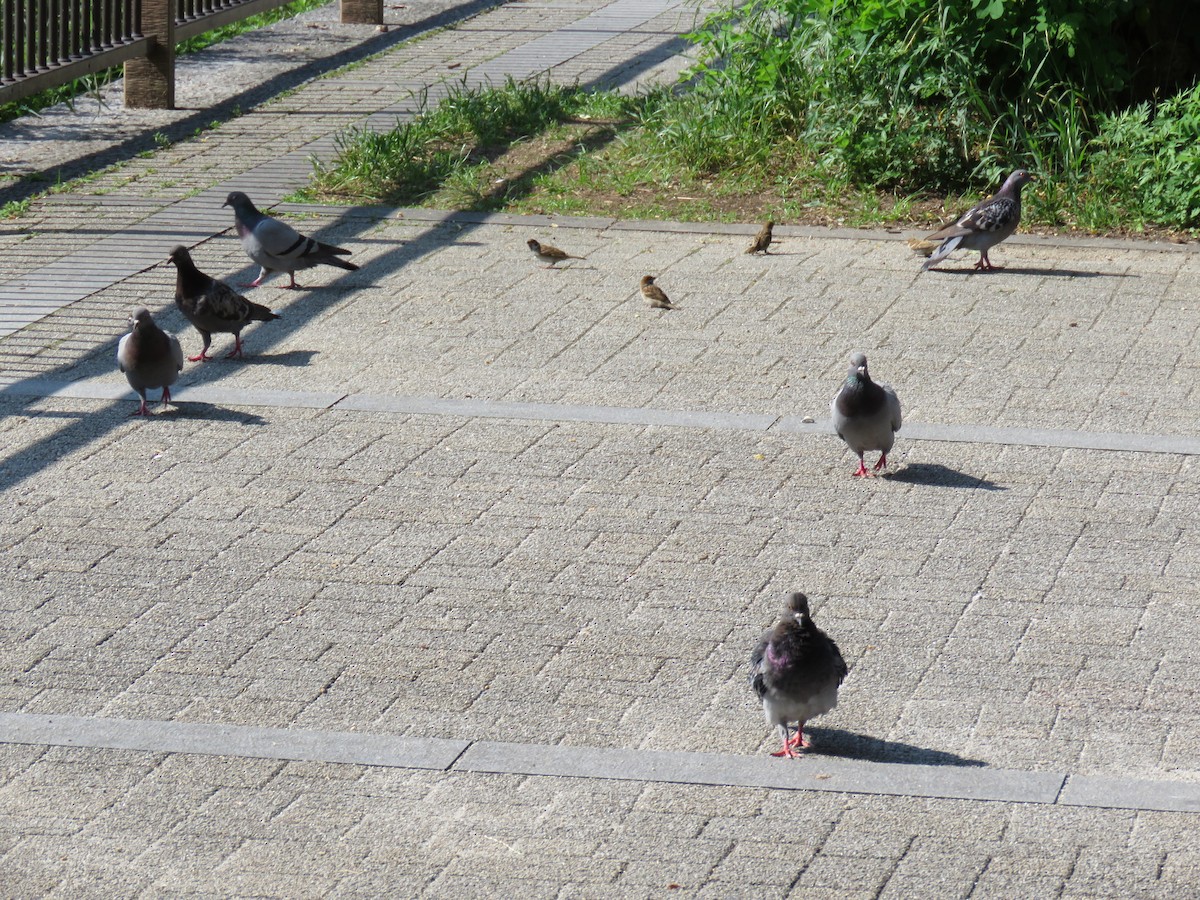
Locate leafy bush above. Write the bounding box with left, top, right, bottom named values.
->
left=1088, top=84, right=1200, bottom=228
left=659, top=0, right=1200, bottom=203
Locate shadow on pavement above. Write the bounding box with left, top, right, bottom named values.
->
left=813, top=728, right=987, bottom=767
left=0, top=25, right=728, bottom=492
left=0, top=0, right=507, bottom=209
left=245, top=349, right=321, bottom=367
left=927, top=266, right=1125, bottom=278
left=885, top=463, right=1005, bottom=491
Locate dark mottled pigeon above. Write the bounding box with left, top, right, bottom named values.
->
left=750, top=592, right=848, bottom=757
left=920, top=169, right=1035, bottom=271
left=223, top=191, right=358, bottom=289
left=831, top=352, right=902, bottom=477
left=169, top=245, right=279, bottom=361
left=116, top=307, right=183, bottom=416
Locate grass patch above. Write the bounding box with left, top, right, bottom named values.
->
left=302, top=78, right=649, bottom=209
left=307, top=67, right=1200, bottom=239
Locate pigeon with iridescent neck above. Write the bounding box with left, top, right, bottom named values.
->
left=831, top=352, right=902, bottom=476
left=750, top=592, right=847, bottom=758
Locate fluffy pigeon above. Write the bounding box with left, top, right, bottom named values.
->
left=527, top=238, right=584, bottom=267
left=640, top=275, right=677, bottom=310
left=920, top=169, right=1035, bottom=271
left=831, top=352, right=902, bottom=477
left=750, top=592, right=848, bottom=758
left=745, top=221, right=774, bottom=255
left=116, top=307, right=184, bottom=416
left=169, top=246, right=280, bottom=361
left=223, top=191, right=358, bottom=288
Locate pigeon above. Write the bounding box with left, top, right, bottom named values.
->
left=223, top=191, right=358, bottom=288
left=920, top=169, right=1035, bottom=271
left=116, top=307, right=184, bottom=417
left=526, top=238, right=584, bottom=268
left=640, top=275, right=677, bottom=310
left=169, top=246, right=280, bottom=362
left=831, top=352, right=902, bottom=477
left=750, top=592, right=848, bottom=758
left=745, top=221, right=774, bottom=255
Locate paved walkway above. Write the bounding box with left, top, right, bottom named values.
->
left=2, top=1, right=1200, bottom=896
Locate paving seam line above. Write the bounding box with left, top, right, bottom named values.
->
left=2, top=712, right=1197, bottom=813
left=3, top=381, right=1197, bottom=456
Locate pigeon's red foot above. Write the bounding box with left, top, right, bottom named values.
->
left=132, top=401, right=150, bottom=417
left=851, top=462, right=872, bottom=477
left=188, top=351, right=212, bottom=363
left=873, top=453, right=888, bottom=472
left=785, top=725, right=811, bottom=750
left=161, top=387, right=172, bottom=407
left=771, top=745, right=802, bottom=758
left=224, top=339, right=244, bottom=360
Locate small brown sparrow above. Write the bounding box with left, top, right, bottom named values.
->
left=527, top=238, right=584, bottom=267
left=906, top=237, right=939, bottom=257
left=745, top=221, right=774, bottom=254
left=640, top=275, right=677, bottom=310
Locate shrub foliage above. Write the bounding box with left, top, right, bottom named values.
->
left=663, top=0, right=1200, bottom=225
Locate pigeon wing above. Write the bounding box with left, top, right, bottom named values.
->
left=168, top=332, right=185, bottom=372
left=884, top=383, right=902, bottom=432
left=116, top=333, right=131, bottom=373
left=253, top=215, right=310, bottom=260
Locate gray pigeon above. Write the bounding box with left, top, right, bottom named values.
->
left=750, top=592, right=848, bottom=757
left=920, top=169, right=1035, bottom=271
left=169, top=245, right=280, bottom=361
left=116, top=307, right=184, bottom=416
left=223, top=191, right=358, bottom=289
left=831, top=352, right=902, bottom=477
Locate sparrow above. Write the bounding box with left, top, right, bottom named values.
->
left=526, top=238, right=584, bottom=268
left=640, top=275, right=677, bottom=310
left=745, top=221, right=774, bottom=254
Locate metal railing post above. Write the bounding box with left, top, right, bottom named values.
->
left=341, top=0, right=382, bottom=26
left=124, top=0, right=174, bottom=108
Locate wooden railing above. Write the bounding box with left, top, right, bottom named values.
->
left=0, top=0, right=382, bottom=110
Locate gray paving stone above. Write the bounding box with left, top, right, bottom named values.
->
left=1, top=0, right=1199, bottom=896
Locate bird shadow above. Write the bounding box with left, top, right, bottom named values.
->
left=884, top=462, right=1005, bottom=491
left=927, top=266, right=1123, bottom=279
left=247, top=349, right=319, bottom=367
left=811, top=728, right=986, bottom=768
left=171, top=402, right=269, bottom=425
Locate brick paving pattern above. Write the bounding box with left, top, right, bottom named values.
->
left=1, top=0, right=1198, bottom=896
